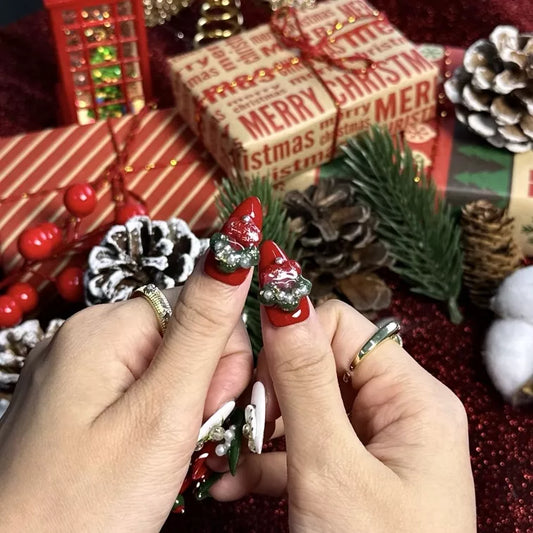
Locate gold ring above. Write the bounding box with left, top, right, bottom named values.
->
left=132, top=284, right=172, bottom=335
left=342, top=320, right=402, bottom=383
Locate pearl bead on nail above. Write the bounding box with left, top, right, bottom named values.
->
left=215, top=443, right=228, bottom=456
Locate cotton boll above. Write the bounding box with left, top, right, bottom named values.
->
left=491, top=266, right=533, bottom=324
left=484, top=318, right=533, bottom=405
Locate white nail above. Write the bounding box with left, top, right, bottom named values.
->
left=245, top=381, right=266, bottom=454
left=196, top=400, right=236, bottom=445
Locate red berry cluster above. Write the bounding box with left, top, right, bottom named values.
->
left=0, top=283, right=38, bottom=328
left=2, top=181, right=149, bottom=328
left=17, top=222, right=62, bottom=262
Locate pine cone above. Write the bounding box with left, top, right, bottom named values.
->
left=284, top=179, right=392, bottom=314
left=445, top=26, right=533, bottom=153
left=461, top=200, right=523, bottom=308
left=85, top=216, right=209, bottom=305
left=0, top=319, right=64, bottom=394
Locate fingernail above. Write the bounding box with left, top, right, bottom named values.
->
left=258, top=241, right=311, bottom=327
left=204, top=196, right=263, bottom=285
left=195, top=472, right=223, bottom=501
left=244, top=381, right=266, bottom=454
left=197, top=400, right=236, bottom=445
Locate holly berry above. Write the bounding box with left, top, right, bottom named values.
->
left=0, top=295, right=23, bottom=328
left=38, top=222, right=62, bottom=251
left=115, top=203, right=148, bottom=225
left=64, top=183, right=97, bottom=217
left=17, top=227, right=54, bottom=261
left=7, top=283, right=38, bottom=313
left=56, top=266, right=84, bottom=302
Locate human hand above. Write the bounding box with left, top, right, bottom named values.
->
left=211, top=242, right=477, bottom=533
left=0, top=198, right=263, bottom=532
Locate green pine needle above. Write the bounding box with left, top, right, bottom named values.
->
left=340, top=126, right=464, bottom=324
left=216, top=176, right=294, bottom=355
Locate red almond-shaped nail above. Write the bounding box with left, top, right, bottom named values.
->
left=259, top=240, right=310, bottom=327
left=205, top=196, right=263, bottom=285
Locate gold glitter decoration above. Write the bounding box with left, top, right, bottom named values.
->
left=143, top=0, right=191, bottom=27
left=264, top=0, right=316, bottom=10
left=194, top=0, right=244, bottom=48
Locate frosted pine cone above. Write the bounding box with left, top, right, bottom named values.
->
left=0, top=319, right=64, bottom=394
left=445, top=26, right=533, bottom=153
left=85, top=217, right=208, bottom=305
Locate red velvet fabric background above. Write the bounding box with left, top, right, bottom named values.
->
left=0, top=1, right=531, bottom=531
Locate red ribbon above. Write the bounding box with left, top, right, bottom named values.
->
left=102, top=107, right=149, bottom=214
left=270, top=6, right=380, bottom=159
left=270, top=6, right=375, bottom=74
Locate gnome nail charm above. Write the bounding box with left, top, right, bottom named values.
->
left=205, top=197, right=263, bottom=285
left=259, top=240, right=312, bottom=327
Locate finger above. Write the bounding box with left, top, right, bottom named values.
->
left=315, top=300, right=468, bottom=453
left=209, top=452, right=287, bottom=501
left=109, top=289, right=252, bottom=417
left=130, top=197, right=262, bottom=427
left=315, top=300, right=441, bottom=398
left=203, top=319, right=253, bottom=417
left=259, top=241, right=355, bottom=459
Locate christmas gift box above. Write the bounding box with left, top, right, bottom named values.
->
left=405, top=46, right=533, bottom=257
left=168, top=0, right=439, bottom=183
left=294, top=46, right=533, bottom=257
left=0, top=108, right=223, bottom=290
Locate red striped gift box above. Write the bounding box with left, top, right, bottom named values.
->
left=0, top=108, right=223, bottom=290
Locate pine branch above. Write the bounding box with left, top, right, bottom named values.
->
left=340, top=126, right=464, bottom=324
left=216, top=176, right=293, bottom=355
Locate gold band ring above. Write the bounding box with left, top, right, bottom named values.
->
left=342, top=320, right=402, bottom=383
left=132, top=284, right=172, bottom=336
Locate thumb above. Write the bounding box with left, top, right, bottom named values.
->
left=259, top=241, right=354, bottom=460
left=125, top=197, right=262, bottom=432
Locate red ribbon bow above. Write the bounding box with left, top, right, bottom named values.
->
left=270, top=6, right=375, bottom=74
left=270, top=6, right=380, bottom=158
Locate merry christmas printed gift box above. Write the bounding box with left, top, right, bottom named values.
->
left=168, top=0, right=439, bottom=183
left=0, top=108, right=223, bottom=290
left=290, top=45, right=533, bottom=257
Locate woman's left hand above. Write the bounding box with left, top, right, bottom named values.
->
left=0, top=258, right=253, bottom=532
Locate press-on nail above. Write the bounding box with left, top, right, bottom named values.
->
left=244, top=382, right=266, bottom=454
left=205, top=196, right=263, bottom=285
left=197, top=400, right=235, bottom=445
left=259, top=241, right=311, bottom=327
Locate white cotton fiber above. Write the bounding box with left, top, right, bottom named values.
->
left=491, top=266, right=533, bottom=324
left=484, top=318, right=533, bottom=403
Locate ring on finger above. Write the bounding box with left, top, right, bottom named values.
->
left=342, top=320, right=402, bottom=383
left=132, top=284, right=172, bottom=335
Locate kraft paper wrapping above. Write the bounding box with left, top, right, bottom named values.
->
left=168, top=0, right=439, bottom=182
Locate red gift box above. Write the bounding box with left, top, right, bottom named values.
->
left=0, top=109, right=223, bottom=290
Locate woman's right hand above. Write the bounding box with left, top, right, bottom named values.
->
left=213, top=296, right=477, bottom=533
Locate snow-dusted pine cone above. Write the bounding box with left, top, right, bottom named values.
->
left=85, top=216, right=208, bottom=305
left=0, top=319, right=64, bottom=394
left=445, top=26, right=533, bottom=153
